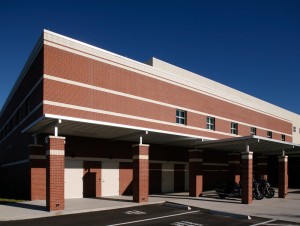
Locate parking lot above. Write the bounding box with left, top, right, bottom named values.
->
left=1, top=203, right=300, bottom=226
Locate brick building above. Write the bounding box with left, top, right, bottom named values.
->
left=1, top=30, right=300, bottom=210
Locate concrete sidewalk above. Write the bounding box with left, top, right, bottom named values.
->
left=1, top=189, right=300, bottom=223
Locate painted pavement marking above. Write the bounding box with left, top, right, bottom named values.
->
left=106, top=210, right=200, bottom=226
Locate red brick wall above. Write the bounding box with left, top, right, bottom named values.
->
left=132, top=144, right=149, bottom=202
left=30, top=160, right=46, bottom=200
left=45, top=136, right=65, bottom=211
left=43, top=45, right=292, bottom=142
left=241, top=152, right=253, bottom=204
left=0, top=47, right=43, bottom=125
left=119, top=162, right=133, bottom=195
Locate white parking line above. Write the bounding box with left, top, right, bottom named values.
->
left=105, top=210, right=200, bottom=226
left=249, top=219, right=277, bottom=226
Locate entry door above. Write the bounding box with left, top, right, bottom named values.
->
left=65, top=160, right=83, bottom=198
left=101, top=161, right=119, bottom=196
left=162, top=163, right=174, bottom=193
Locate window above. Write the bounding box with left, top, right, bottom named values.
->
left=231, top=122, right=238, bottom=135
left=176, top=109, right=186, bottom=125
left=267, top=131, right=272, bottom=139
left=250, top=127, right=257, bottom=135
left=281, top=134, right=286, bottom=141
left=293, top=126, right=296, bottom=132
left=206, top=116, right=215, bottom=130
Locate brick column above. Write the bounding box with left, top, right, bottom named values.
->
left=228, top=153, right=240, bottom=184
left=29, top=144, right=46, bottom=200
left=132, top=144, right=149, bottom=203
left=45, top=136, right=65, bottom=211
left=241, top=151, right=253, bottom=204
left=257, top=156, right=268, bottom=180
left=189, top=150, right=203, bottom=197
left=278, top=155, right=288, bottom=198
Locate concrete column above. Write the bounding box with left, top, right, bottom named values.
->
left=189, top=149, right=203, bottom=197
left=45, top=136, right=65, bottom=211
left=29, top=144, right=46, bottom=200
left=228, top=153, right=241, bottom=184
left=278, top=155, right=288, bottom=198
left=132, top=144, right=149, bottom=203
left=257, top=156, right=268, bottom=180
left=241, top=151, right=253, bottom=204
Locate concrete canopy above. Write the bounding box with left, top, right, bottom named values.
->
left=23, top=115, right=300, bottom=156
left=195, top=135, right=300, bottom=155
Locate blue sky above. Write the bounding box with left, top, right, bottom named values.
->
left=1, top=0, right=300, bottom=114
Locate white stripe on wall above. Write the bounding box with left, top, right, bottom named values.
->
left=44, top=74, right=292, bottom=137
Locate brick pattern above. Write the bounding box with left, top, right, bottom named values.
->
left=43, top=45, right=292, bottom=142
left=29, top=145, right=46, bottom=200
left=119, top=162, right=133, bottom=195
left=83, top=161, right=101, bottom=197
left=278, top=156, right=288, bottom=198
left=45, top=136, right=65, bottom=211
left=0, top=47, right=43, bottom=125
left=228, top=153, right=241, bottom=184
left=189, top=150, right=203, bottom=197
left=241, top=152, right=253, bottom=204
left=132, top=144, right=149, bottom=203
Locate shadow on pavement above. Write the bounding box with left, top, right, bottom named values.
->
left=150, top=193, right=241, bottom=204
left=93, top=196, right=133, bottom=203
left=0, top=202, right=47, bottom=212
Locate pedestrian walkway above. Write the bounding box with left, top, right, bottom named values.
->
left=0, top=189, right=300, bottom=223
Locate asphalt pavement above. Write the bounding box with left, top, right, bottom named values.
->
left=1, top=189, right=300, bottom=224
left=1, top=203, right=299, bottom=226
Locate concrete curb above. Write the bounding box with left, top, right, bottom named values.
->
left=207, top=210, right=251, bottom=220
left=162, top=201, right=192, bottom=210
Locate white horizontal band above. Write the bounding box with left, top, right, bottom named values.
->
left=278, top=157, right=288, bottom=162
left=29, top=155, right=46, bottom=160
left=229, top=161, right=240, bottom=164
left=242, top=154, right=253, bottom=160
left=46, top=150, right=65, bottom=156
left=133, top=155, right=149, bottom=160
left=257, top=163, right=268, bottom=166
left=189, top=158, right=203, bottom=162
left=189, top=149, right=204, bottom=152
left=257, top=156, right=267, bottom=159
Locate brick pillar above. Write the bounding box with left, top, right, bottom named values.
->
left=278, top=155, right=288, bottom=198
left=228, top=153, right=240, bottom=184
left=189, top=150, right=203, bottom=197
left=241, top=151, right=253, bottom=204
left=132, top=144, right=149, bottom=203
left=29, top=144, right=46, bottom=200
left=257, top=156, right=268, bottom=180
left=45, top=136, right=65, bottom=211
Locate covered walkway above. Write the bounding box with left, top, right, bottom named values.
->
left=193, top=135, right=300, bottom=204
